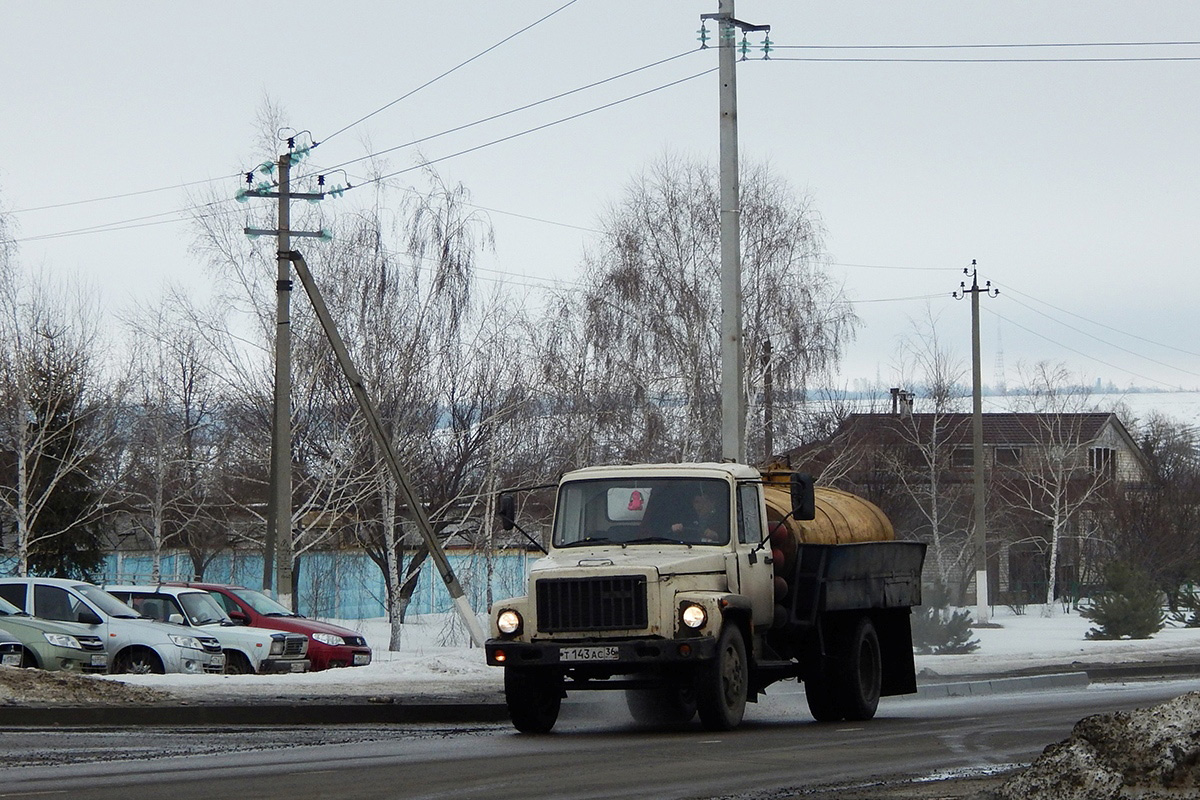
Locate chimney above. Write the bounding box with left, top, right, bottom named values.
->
left=890, top=387, right=900, bottom=414
left=898, top=390, right=914, bottom=418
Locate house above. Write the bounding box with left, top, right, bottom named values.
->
left=782, top=390, right=1149, bottom=606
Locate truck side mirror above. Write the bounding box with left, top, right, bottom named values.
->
left=497, top=493, right=516, bottom=531
left=790, top=473, right=816, bottom=521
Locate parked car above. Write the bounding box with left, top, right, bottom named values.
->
left=105, top=585, right=310, bottom=675
left=0, top=627, right=23, bottom=667
left=167, top=582, right=372, bottom=671
left=0, top=578, right=225, bottom=675
left=0, top=595, right=109, bottom=673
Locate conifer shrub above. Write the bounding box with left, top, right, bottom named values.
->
left=912, top=581, right=981, bottom=655
left=1081, top=562, right=1165, bottom=640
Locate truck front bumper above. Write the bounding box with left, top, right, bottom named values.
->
left=486, top=636, right=717, bottom=669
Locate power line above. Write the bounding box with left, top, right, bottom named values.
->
left=775, top=40, right=1200, bottom=51
left=984, top=306, right=1182, bottom=390
left=319, top=0, right=581, bottom=148
left=9, top=174, right=244, bottom=216
left=830, top=260, right=961, bottom=272
left=995, top=281, right=1200, bottom=359
left=348, top=67, right=717, bottom=192
left=319, top=50, right=699, bottom=175
left=771, top=55, right=1200, bottom=64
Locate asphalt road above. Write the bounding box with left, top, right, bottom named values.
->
left=1, top=680, right=1192, bottom=800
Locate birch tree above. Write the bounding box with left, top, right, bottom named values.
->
left=0, top=267, right=122, bottom=577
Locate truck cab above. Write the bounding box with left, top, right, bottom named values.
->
left=486, top=462, right=924, bottom=733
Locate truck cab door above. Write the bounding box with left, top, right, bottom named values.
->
left=735, top=483, right=774, bottom=628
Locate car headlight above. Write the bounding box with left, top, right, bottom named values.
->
left=312, top=632, right=343, bottom=646
left=169, top=634, right=205, bottom=651
left=681, top=603, right=707, bottom=629
left=43, top=632, right=83, bottom=650
left=496, top=609, right=523, bottom=635
left=269, top=634, right=286, bottom=655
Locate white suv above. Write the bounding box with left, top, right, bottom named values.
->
left=105, top=585, right=310, bottom=674
left=0, top=577, right=225, bottom=675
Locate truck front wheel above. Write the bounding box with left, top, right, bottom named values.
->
left=504, top=666, right=563, bottom=734
left=695, top=623, right=748, bottom=731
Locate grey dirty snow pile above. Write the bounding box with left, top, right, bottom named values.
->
left=0, top=665, right=168, bottom=705
left=982, top=691, right=1200, bottom=800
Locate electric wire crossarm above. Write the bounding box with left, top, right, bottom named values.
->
left=285, top=249, right=487, bottom=648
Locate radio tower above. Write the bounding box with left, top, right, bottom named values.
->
left=993, top=319, right=1006, bottom=397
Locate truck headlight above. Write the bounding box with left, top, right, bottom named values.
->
left=43, top=632, right=83, bottom=650
left=496, top=609, right=523, bottom=635
left=169, top=634, right=205, bottom=651
left=681, top=603, right=707, bottom=629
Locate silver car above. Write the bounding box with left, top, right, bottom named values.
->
left=0, top=578, right=225, bottom=675
left=106, top=585, right=309, bottom=674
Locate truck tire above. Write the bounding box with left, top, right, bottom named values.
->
left=695, top=623, right=748, bottom=731
left=840, top=616, right=882, bottom=721
left=625, top=684, right=697, bottom=725
left=504, top=666, right=563, bottom=734
left=805, top=615, right=882, bottom=722
left=804, top=674, right=844, bottom=722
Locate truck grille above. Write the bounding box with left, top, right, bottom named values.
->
left=536, top=576, right=648, bottom=632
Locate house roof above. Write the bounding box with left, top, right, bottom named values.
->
left=782, top=411, right=1144, bottom=467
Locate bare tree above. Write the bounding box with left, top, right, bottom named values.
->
left=1002, top=362, right=1110, bottom=614
left=0, top=267, right=124, bottom=577
left=548, top=153, right=857, bottom=465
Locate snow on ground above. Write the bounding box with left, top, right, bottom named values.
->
left=101, top=605, right=1200, bottom=701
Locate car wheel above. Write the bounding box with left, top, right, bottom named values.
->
left=114, top=647, right=165, bottom=675
left=224, top=651, right=253, bottom=675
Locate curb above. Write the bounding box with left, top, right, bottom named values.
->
left=916, top=671, right=1090, bottom=699
left=0, top=701, right=509, bottom=728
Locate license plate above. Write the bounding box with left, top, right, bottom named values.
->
left=559, top=646, right=619, bottom=662
left=289, top=661, right=306, bottom=672
left=1, top=654, right=21, bottom=667
left=210, top=653, right=226, bottom=667
left=353, top=653, right=370, bottom=666
left=91, top=654, right=108, bottom=667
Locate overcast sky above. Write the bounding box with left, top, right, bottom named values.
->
left=3, top=1, right=1198, bottom=396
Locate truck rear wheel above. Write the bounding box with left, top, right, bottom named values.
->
left=695, top=623, right=748, bottom=731
left=504, top=666, right=563, bottom=734
left=625, top=683, right=697, bottom=725
left=841, top=616, right=882, bottom=720
left=806, top=615, right=882, bottom=722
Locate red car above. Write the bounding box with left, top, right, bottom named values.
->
left=167, top=582, right=372, bottom=671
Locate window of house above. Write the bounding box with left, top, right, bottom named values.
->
left=995, top=447, right=1022, bottom=466
left=1090, top=447, right=1116, bottom=479
left=952, top=447, right=974, bottom=468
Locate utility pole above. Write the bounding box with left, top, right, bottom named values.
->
left=954, top=261, right=998, bottom=624
left=241, top=139, right=325, bottom=609
left=701, top=0, right=769, bottom=464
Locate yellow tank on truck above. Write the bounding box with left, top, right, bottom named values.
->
left=759, top=468, right=894, bottom=570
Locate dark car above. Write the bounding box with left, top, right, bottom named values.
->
left=165, top=582, right=372, bottom=671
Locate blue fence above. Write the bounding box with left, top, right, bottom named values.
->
left=99, top=549, right=532, bottom=620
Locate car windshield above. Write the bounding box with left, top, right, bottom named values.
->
left=554, top=477, right=730, bottom=547
left=230, top=587, right=297, bottom=617
left=177, top=592, right=231, bottom=625
left=74, top=585, right=140, bottom=618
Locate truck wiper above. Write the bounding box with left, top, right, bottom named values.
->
left=622, top=536, right=691, bottom=547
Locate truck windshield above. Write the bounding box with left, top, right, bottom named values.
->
left=554, top=477, right=730, bottom=547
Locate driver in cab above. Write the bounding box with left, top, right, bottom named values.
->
left=671, top=485, right=727, bottom=544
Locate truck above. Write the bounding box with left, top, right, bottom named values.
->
left=484, top=462, right=926, bottom=733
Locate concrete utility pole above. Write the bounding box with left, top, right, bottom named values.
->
left=702, top=0, right=769, bottom=464
left=954, top=261, right=999, bottom=624
left=243, top=142, right=325, bottom=608
left=287, top=251, right=487, bottom=648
